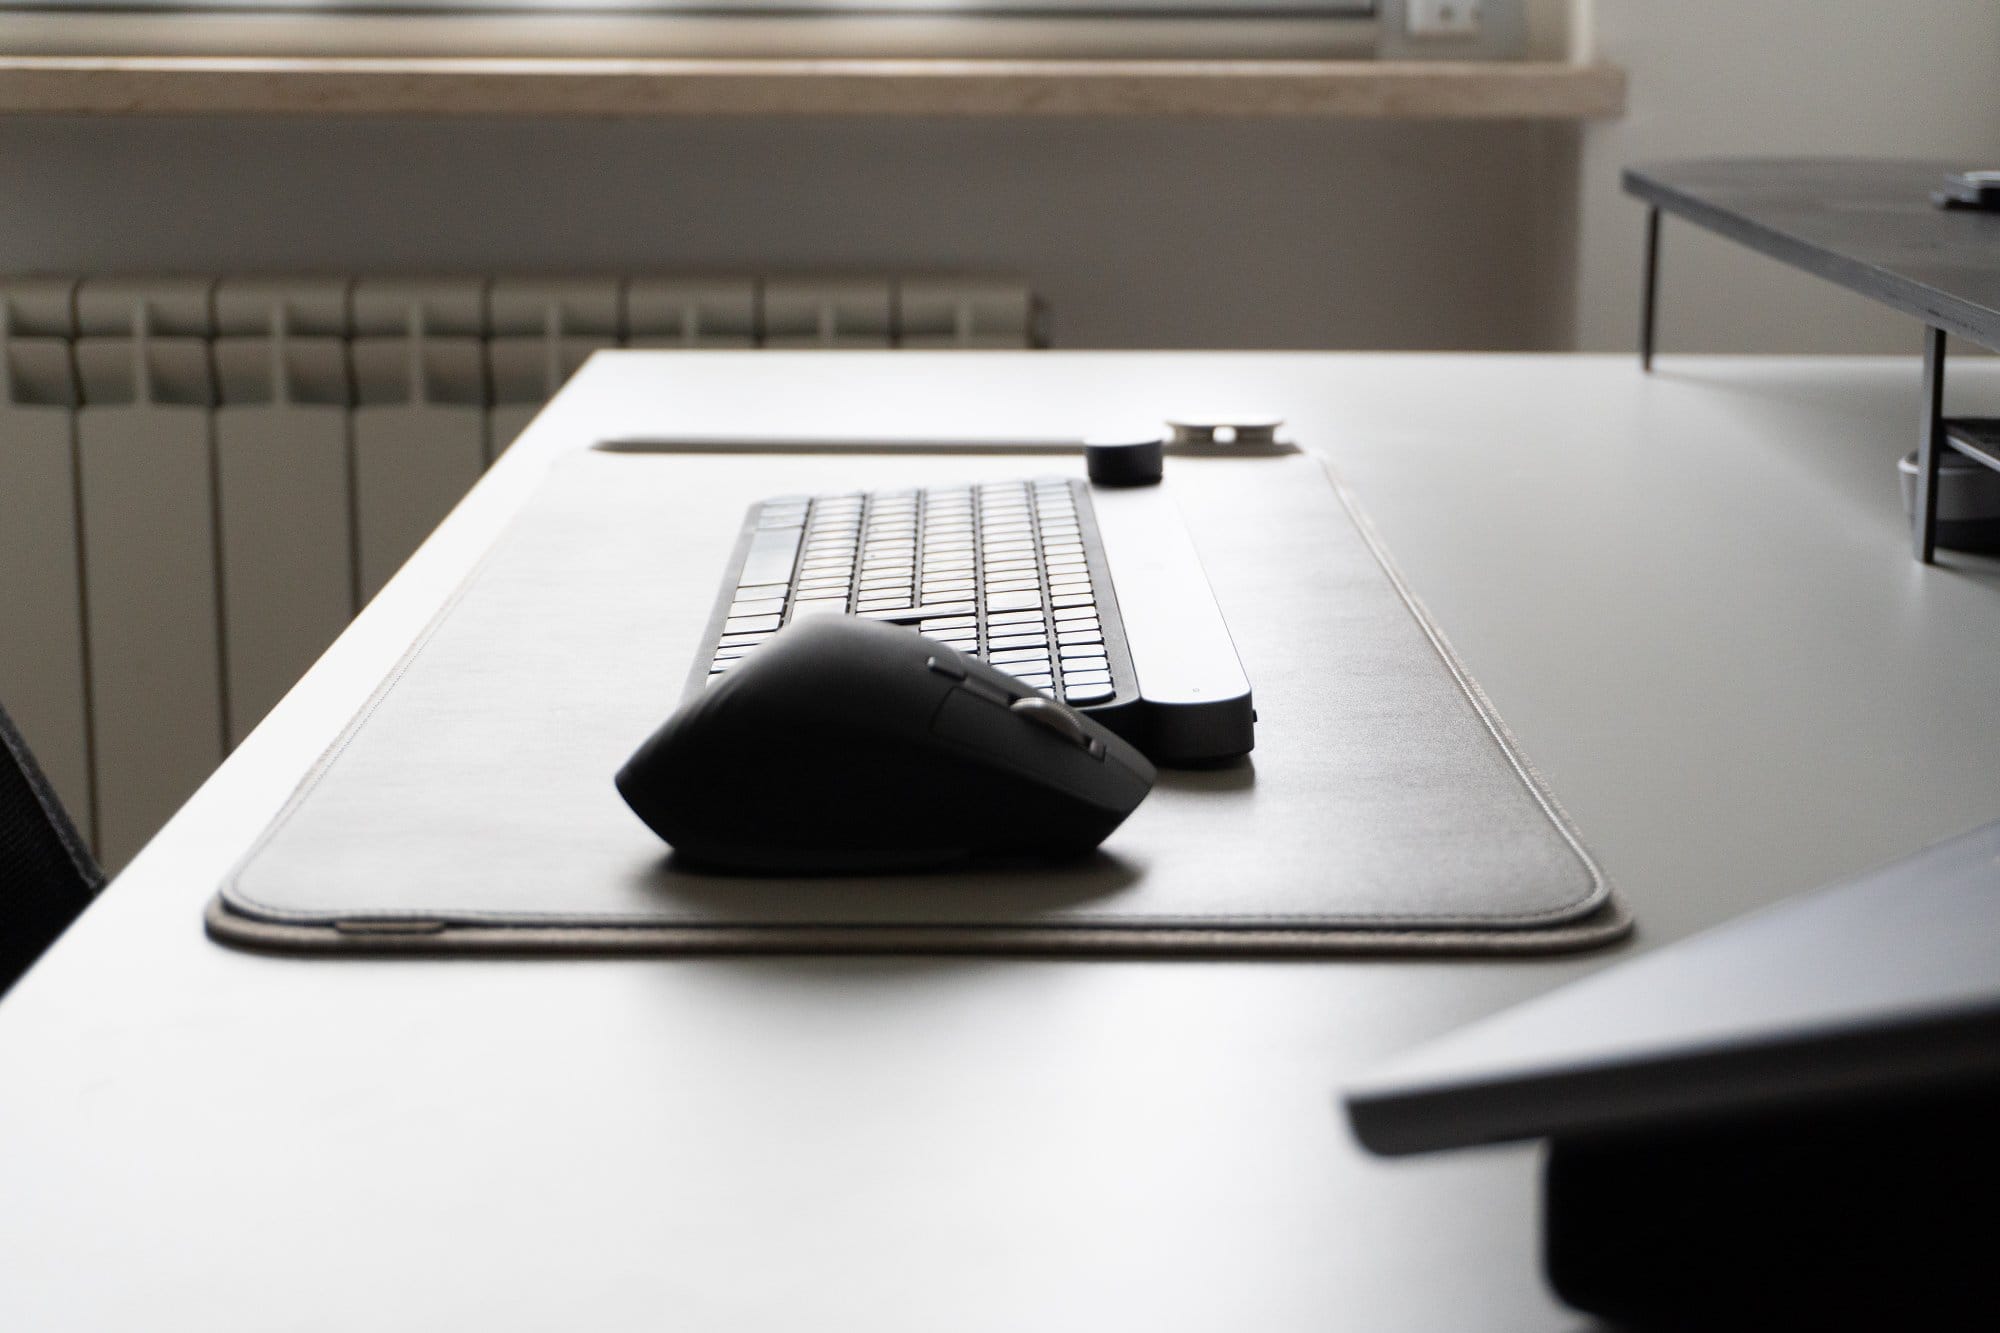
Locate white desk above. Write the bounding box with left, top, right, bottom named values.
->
left=4, top=354, right=1998, bottom=1331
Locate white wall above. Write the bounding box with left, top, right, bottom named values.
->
left=1573, top=0, right=2000, bottom=355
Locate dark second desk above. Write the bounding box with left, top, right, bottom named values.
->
left=2, top=353, right=1998, bottom=1331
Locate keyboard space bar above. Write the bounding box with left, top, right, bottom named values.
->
left=1090, top=485, right=1255, bottom=764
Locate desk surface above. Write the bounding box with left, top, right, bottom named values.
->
left=4, top=353, right=1999, bottom=1332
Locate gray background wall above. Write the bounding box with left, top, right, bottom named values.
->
left=1575, top=0, right=2000, bottom=355
left=0, top=116, right=1579, bottom=350
left=0, top=0, right=1995, bottom=351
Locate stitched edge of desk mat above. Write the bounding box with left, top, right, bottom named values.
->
left=212, top=444, right=1629, bottom=954
left=205, top=893, right=1633, bottom=956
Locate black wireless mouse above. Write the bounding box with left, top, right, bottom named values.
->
left=616, top=616, right=1157, bottom=873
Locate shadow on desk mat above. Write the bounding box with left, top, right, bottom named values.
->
left=209, top=446, right=1631, bottom=957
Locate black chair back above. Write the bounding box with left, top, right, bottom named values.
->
left=0, top=702, right=102, bottom=995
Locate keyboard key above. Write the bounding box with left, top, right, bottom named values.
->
left=1016, top=672, right=1055, bottom=689
left=1063, top=681, right=1116, bottom=704
left=984, top=590, right=1044, bottom=612
left=987, top=633, right=1050, bottom=651
left=740, top=525, right=803, bottom=589
left=920, top=615, right=977, bottom=631
left=789, top=601, right=848, bottom=619
left=856, top=603, right=974, bottom=623
left=1063, top=669, right=1112, bottom=686
left=735, top=583, right=789, bottom=600
left=1051, top=594, right=1094, bottom=610
left=987, top=637, right=1050, bottom=657
left=729, top=598, right=785, bottom=618
left=725, top=614, right=782, bottom=634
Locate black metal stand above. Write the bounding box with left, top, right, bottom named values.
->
left=1639, top=206, right=1660, bottom=373
left=1915, top=325, right=1947, bottom=564
left=1637, top=210, right=1978, bottom=565
left=1624, top=161, right=2000, bottom=564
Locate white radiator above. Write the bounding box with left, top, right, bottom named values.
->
left=0, top=272, right=1041, bottom=870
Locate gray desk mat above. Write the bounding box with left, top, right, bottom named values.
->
left=210, top=447, right=1630, bottom=956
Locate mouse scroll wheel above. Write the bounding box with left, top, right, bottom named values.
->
left=1009, top=695, right=1105, bottom=758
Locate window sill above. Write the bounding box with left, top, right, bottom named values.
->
left=0, top=57, right=1626, bottom=120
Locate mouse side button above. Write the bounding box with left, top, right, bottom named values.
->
left=929, top=686, right=1152, bottom=815
left=1008, top=695, right=1103, bottom=757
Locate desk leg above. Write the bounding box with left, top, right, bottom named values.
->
left=1639, top=207, right=1660, bottom=372
left=1914, top=325, right=1946, bottom=564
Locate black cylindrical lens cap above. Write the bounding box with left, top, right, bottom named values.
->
left=1085, top=435, right=1165, bottom=487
